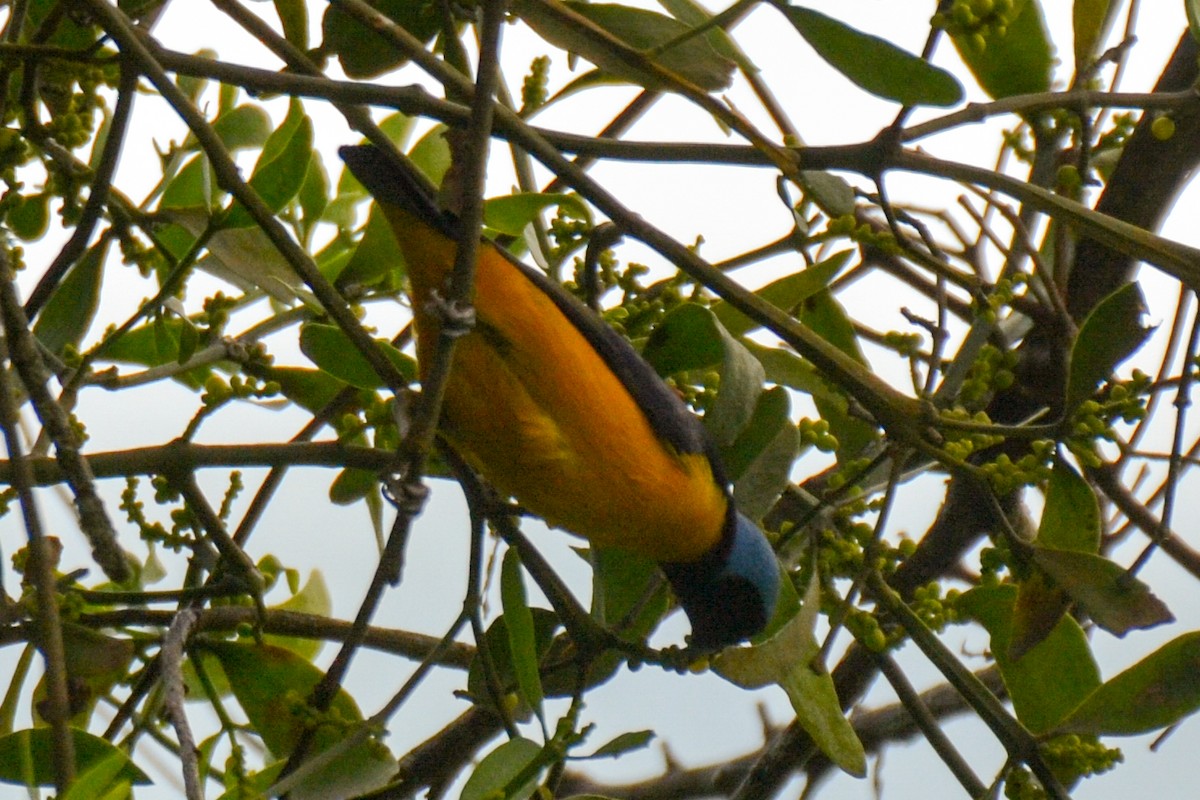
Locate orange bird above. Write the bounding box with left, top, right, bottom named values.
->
left=341, top=144, right=778, bottom=648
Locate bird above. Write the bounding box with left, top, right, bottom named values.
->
left=339, top=143, right=779, bottom=650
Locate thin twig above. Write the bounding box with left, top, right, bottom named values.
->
left=0, top=440, right=401, bottom=485
left=172, top=475, right=264, bottom=603
left=0, top=230, right=128, bottom=581
left=874, top=652, right=987, bottom=798
left=161, top=609, right=203, bottom=800
left=0, top=336, right=76, bottom=790
left=1130, top=301, right=1200, bottom=574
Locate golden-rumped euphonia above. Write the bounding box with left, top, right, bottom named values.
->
left=340, top=144, right=779, bottom=649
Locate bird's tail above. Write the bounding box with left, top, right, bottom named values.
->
left=338, top=144, right=457, bottom=238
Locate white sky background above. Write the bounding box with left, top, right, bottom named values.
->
left=3, top=0, right=1200, bottom=798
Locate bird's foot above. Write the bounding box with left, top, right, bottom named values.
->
left=425, top=288, right=476, bottom=338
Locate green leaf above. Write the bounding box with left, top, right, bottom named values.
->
left=1058, top=632, right=1200, bottom=736
left=175, top=48, right=214, bottom=103
left=298, top=153, right=330, bottom=238
left=26, top=0, right=98, bottom=49
left=7, top=192, right=48, bottom=241
left=217, top=79, right=238, bottom=114
left=581, top=546, right=671, bottom=688
left=715, top=573, right=866, bottom=776
left=213, top=762, right=284, bottom=800
left=0, top=728, right=150, bottom=787
left=87, top=101, right=115, bottom=174
left=725, top=387, right=801, bottom=518
left=257, top=97, right=311, bottom=177
left=322, top=0, right=440, bottom=78
left=264, top=571, right=332, bottom=660
left=580, top=729, right=655, bottom=758
left=42, top=626, right=134, bottom=727
left=177, top=316, right=199, bottom=364
left=409, top=124, right=453, bottom=186
left=780, top=5, right=962, bottom=106
left=642, top=303, right=765, bottom=447
left=161, top=154, right=214, bottom=210
left=799, top=171, right=857, bottom=216
left=299, top=322, right=416, bottom=390
left=205, top=641, right=396, bottom=798
left=212, top=104, right=273, bottom=152
left=959, top=584, right=1100, bottom=733
left=1073, top=0, right=1113, bottom=70
left=514, top=0, right=737, bottom=91
left=100, top=319, right=181, bottom=366
left=1009, top=569, right=1073, bottom=662
left=657, top=0, right=757, bottom=74
left=274, top=0, right=309, bottom=49
left=142, top=544, right=168, bottom=584
left=543, top=68, right=635, bottom=108
left=590, top=547, right=667, bottom=634
left=329, top=466, right=376, bottom=505
left=1031, top=547, right=1173, bottom=636
left=169, top=207, right=304, bottom=302
left=336, top=203, right=408, bottom=289
left=461, top=737, right=543, bottom=800
left=798, top=289, right=865, bottom=365
left=1189, top=0, right=1200, bottom=46
left=744, top=341, right=827, bottom=397
left=705, top=346, right=767, bottom=449
left=468, top=609, right=565, bottom=705
left=711, top=251, right=852, bottom=337
left=951, top=0, right=1053, bottom=99
left=1066, top=283, right=1151, bottom=410
left=1014, top=444, right=1101, bottom=657
left=266, top=366, right=346, bottom=413
left=642, top=303, right=726, bottom=375
left=501, top=548, right=545, bottom=719
left=587, top=551, right=667, bottom=671
left=798, top=290, right=876, bottom=459
left=61, top=751, right=132, bottom=800
left=154, top=316, right=175, bottom=369
left=484, top=192, right=591, bottom=237
left=33, top=239, right=107, bottom=355
left=97, top=317, right=212, bottom=389
left=317, top=238, right=355, bottom=284
left=224, top=100, right=314, bottom=228
left=205, top=641, right=357, bottom=756
left=1036, top=458, right=1100, bottom=553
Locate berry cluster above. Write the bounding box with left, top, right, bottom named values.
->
left=933, top=0, right=1019, bottom=53
left=520, top=55, right=552, bottom=115
left=1064, top=370, right=1150, bottom=468
left=1003, top=734, right=1123, bottom=799
left=824, top=213, right=899, bottom=253
left=979, top=440, right=1056, bottom=496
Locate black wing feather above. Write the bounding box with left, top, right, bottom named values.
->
left=339, top=144, right=720, bottom=468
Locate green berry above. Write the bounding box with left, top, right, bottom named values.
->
left=1151, top=115, right=1176, bottom=141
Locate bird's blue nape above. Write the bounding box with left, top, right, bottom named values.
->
left=663, top=512, right=780, bottom=650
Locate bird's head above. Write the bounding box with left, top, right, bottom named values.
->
left=662, top=512, right=780, bottom=650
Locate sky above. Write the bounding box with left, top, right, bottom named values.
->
left=3, top=1, right=1200, bottom=798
